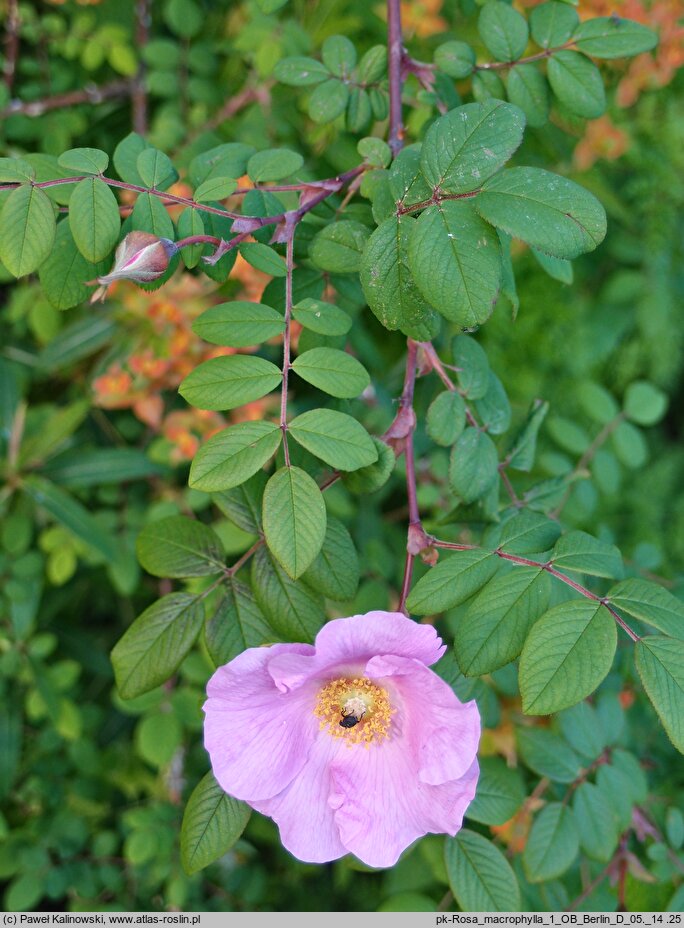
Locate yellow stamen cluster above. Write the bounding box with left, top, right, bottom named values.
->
left=314, top=677, right=393, bottom=746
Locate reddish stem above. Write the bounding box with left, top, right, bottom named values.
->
left=387, top=0, right=405, bottom=154
left=432, top=539, right=641, bottom=642
left=398, top=340, right=420, bottom=614
left=0, top=79, right=134, bottom=119
left=132, top=0, right=150, bottom=135
left=280, top=234, right=295, bottom=467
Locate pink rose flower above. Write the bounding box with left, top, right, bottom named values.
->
left=203, top=610, right=481, bottom=868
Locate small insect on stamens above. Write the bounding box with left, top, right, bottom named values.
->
left=340, top=709, right=365, bottom=729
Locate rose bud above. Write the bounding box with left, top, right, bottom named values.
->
left=89, top=231, right=178, bottom=303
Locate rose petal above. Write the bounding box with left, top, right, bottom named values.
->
left=313, top=611, right=445, bottom=668
left=330, top=739, right=479, bottom=868
left=204, top=643, right=317, bottom=802
left=366, top=654, right=481, bottom=785
left=252, top=733, right=349, bottom=864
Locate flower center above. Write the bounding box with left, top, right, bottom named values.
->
left=314, top=677, right=393, bottom=746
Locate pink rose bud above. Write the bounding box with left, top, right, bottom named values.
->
left=89, top=232, right=178, bottom=302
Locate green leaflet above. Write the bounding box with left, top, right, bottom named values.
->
left=213, top=471, right=267, bottom=535
left=426, top=391, right=466, bottom=447
left=475, top=167, right=607, bottom=260
left=309, top=220, right=370, bottom=273
left=309, top=79, right=350, bottom=123
left=495, top=509, right=562, bottom=554
left=466, top=757, right=525, bottom=826
left=130, top=191, right=175, bottom=240
left=291, top=347, right=370, bottom=398
left=551, top=529, right=623, bottom=578
left=523, top=803, right=579, bottom=883
left=624, top=380, right=668, bottom=425
left=189, top=421, right=282, bottom=492
left=302, top=516, right=360, bottom=601
left=251, top=545, right=325, bottom=642
left=530, top=2, right=579, bottom=48
left=519, top=599, right=617, bottom=715
left=239, top=243, right=287, bottom=277
left=517, top=727, right=582, bottom=783
left=180, top=772, right=251, bottom=875
left=0, top=184, right=56, bottom=277
left=274, top=56, right=330, bottom=86
left=68, top=177, right=121, bottom=263
left=449, top=427, right=500, bottom=503
left=635, top=637, right=684, bottom=753
left=506, top=64, right=550, bottom=129
left=434, top=41, right=476, bottom=79
left=193, top=176, right=237, bottom=202
left=607, top=578, right=684, bottom=639
left=288, top=408, right=377, bottom=471
left=420, top=100, right=526, bottom=194
left=204, top=579, right=272, bottom=666
left=247, top=148, right=303, bottom=182
left=408, top=201, right=502, bottom=327
left=452, top=335, right=490, bottom=399
left=292, top=298, right=352, bottom=336
left=192, top=302, right=285, bottom=347
left=573, top=782, right=620, bottom=862
left=360, top=216, right=441, bottom=340
left=136, top=515, right=225, bottom=577
left=406, top=548, right=499, bottom=614
left=58, top=147, right=109, bottom=175
left=478, top=1, right=529, bottom=62
left=111, top=593, right=205, bottom=698
left=262, top=466, right=326, bottom=579
left=572, top=16, right=657, bottom=59
left=388, top=145, right=432, bottom=207
left=136, top=148, right=178, bottom=190
left=455, top=567, right=551, bottom=675
left=23, top=475, right=118, bottom=562
left=39, top=220, right=108, bottom=310
left=179, top=355, right=282, bottom=411
left=547, top=51, right=606, bottom=119
left=445, top=829, right=521, bottom=912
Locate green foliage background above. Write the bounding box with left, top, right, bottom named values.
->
left=0, top=0, right=683, bottom=913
